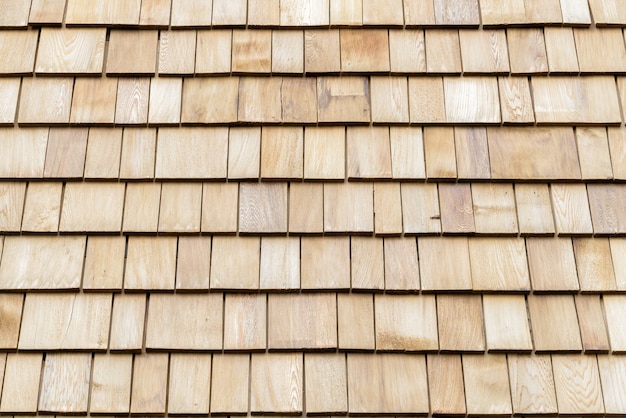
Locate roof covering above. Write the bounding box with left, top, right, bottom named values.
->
left=0, top=0, right=626, bottom=415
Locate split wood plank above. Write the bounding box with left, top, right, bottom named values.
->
left=44, top=128, right=88, bottom=178
left=0, top=236, right=85, bottom=289
left=351, top=236, right=384, bottom=289
left=340, top=29, right=390, bottom=72
left=232, top=29, right=271, bottom=73
left=158, top=182, right=202, bottom=233
left=528, top=295, right=583, bottom=352
left=90, top=354, right=133, bottom=413
left=515, top=184, right=556, bottom=234
left=35, top=28, right=106, bottom=74
left=439, top=183, right=475, bottom=233
left=499, top=76, right=535, bottom=123
left=224, top=294, right=267, bottom=350
left=238, top=77, right=282, bottom=122
left=212, top=0, right=247, bottom=24
left=301, top=237, right=350, bottom=289
left=176, top=236, right=211, bottom=290
left=425, top=30, right=461, bottom=73
left=561, top=0, right=592, bottom=23
left=437, top=294, right=485, bottom=351
left=588, top=0, right=626, bottom=24
left=196, top=30, right=232, bottom=73
left=65, top=0, right=141, bottom=24
left=576, top=127, right=613, bottom=180
left=347, top=126, right=392, bottom=179
left=19, top=293, right=112, bottom=350
left=280, top=0, right=329, bottom=26
left=544, top=27, right=580, bottom=73
left=317, top=76, right=371, bottom=123
left=289, top=183, right=323, bottom=233
left=604, top=295, right=626, bottom=351
left=0, top=78, right=19, bottom=124
left=444, top=76, right=501, bottom=123
left=455, top=127, right=491, bottom=179
left=550, top=184, right=594, bottom=235
left=305, top=353, right=348, bottom=414
left=375, top=294, right=438, bottom=351
left=282, top=77, right=318, bottom=123
left=18, top=78, right=73, bottom=124
left=201, top=183, right=239, bottom=233
left=261, top=127, right=303, bottom=179
left=418, top=236, right=472, bottom=290
left=0, top=182, right=25, bottom=232
left=124, top=237, right=177, bottom=290
left=84, top=128, right=122, bottom=179
left=389, top=29, right=426, bottom=73
left=598, top=355, right=626, bottom=414
left=83, top=236, right=126, bottom=290
left=228, top=127, right=261, bottom=179
left=609, top=127, right=626, bottom=180
left=273, top=30, right=304, bottom=73
left=156, top=127, right=228, bottom=179
left=423, top=126, right=456, bottom=178
left=148, top=77, right=182, bottom=124
left=29, top=0, right=66, bottom=24
left=70, top=77, right=117, bottom=124
left=0, top=293, right=23, bottom=349
left=434, top=0, right=480, bottom=24
left=211, top=354, right=250, bottom=414
left=408, top=77, right=446, bottom=123
left=488, top=127, right=581, bottom=180
left=574, top=27, right=626, bottom=72
left=130, top=353, right=168, bottom=414
left=21, top=182, right=63, bottom=232
left=370, top=76, right=409, bottom=123
left=390, top=127, right=426, bottom=179
left=363, top=0, right=404, bottom=25
left=575, top=295, right=610, bottom=352
left=611, top=238, right=626, bottom=290
left=347, top=354, right=429, bottom=414
left=182, top=77, right=239, bottom=124
left=0, top=353, right=43, bottom=413
left=324, top=182, right=373, bottom=233
left=400, top=183, right=441, bottom=234
left=532, top=76, right=622, bottom=124
left=552, top=355, right=605, bottom=414
left=251, top=354, right=303, bottom=414
left=146, top=294, right=223, bottom=350
left=374, top=183, right=402, bottom=235
left=574, top=238, right=617, bottom=291
left=459, top=29, right=509, bottom=73
left=527, top=237, right=580, bottom=291
left=384, top=237, right=420, bottom=290
left=260, top=237, right=300, bottom=289
left=588, top=184, right=626, bottom=234
left=168, top=354, right=211, bottom=414
left=268, top=293, right=337, bottom=349
left=122, top=182, right=161, bottom=232
left=304, top=126, right=345, bottom=180
left=60, top=182, right=125, bottom=232
left=139, top=0, right=172, bottom=25
left=483, top=295, right=533, bottom=351
left=463, top=354, right=512, bottom=415
left=471, top=183, right=518, bottom=234
left=0, top=30, right=37, bottom=74
left=427, top=354, right=466, bottom=414
left=337, top=293, right=375, bottom=350
left=468, top=238, right=530, bottom=291
left=109, top=294, right=146, bottom=351
left=120, top=128, right=156, bottom=179
left=508, top=354, right=558, bottom=414
left=0, top=0, right=30, bottom=27
left=170, top=0, right=211, bottom=26
left=330, top=0, right=362, bottom=25
left=39, top=353, right=91, bottom=413
left=210, top=236, right=260, bottom=289
left=304, top=30, right=341, bottom=73
left=507, top=28, right=548, bottom=73
left=107, top=30, right=158, bottom=74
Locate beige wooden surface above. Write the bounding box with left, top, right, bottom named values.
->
left=463, top=354, right=512, bottom=414
left=469, top=237, right=530, bottom=290
left=528, top=295, right=582, bottom=352
left=35, top=28, right=106, bottom=74
left=107, top=30, right=157, bottom=74
left=483, top=294, right=532, bottom=351
left=39, top=353, right=91, bottom=413
left=383, top=237, right=420, bottom=290
left=439, top=183, right=475, bottom=233
left=84, top=128, right=122, bottom=178
left=301, top=237, right=349, bottom=289
left=90, top=354, right=132, bottom=413
left=210, top=236, right=260, bottom=289
left=508, top=354, right=558, bottom=414
left=351, top=236, right=384, bottom=289
left=375, top=294, right=438, bottom=351
left=347, top=126, right=392, bottom=179
left=376, top=184, right=404, bottom=234
left=168, top=354, right=211, bottom=414
left=83, top=236, right=125, bottom=290
left=0, top=293, right=22, bottom=348
left=550, top=184, right=593, bottom=235
left=0, top=353, right=43, bottom=413
left=427, top=354, right=466, bottom=414
left=472, top=183, right=518, bottom=234
left=552, top=355, right=605, bottom=414
left=419, top=236, right=472, bottom=290
left=527, top=238, right=580, bottom=291
left=202, top=183, right=238, bottom=233
left=337, top=293, right=375, bottom=350
left=224, top=294, right=266, bottom=350
left=324, top=182, right=373, bottom=233
left=115, top=77, right=151, bottom=124
left=210, top=354, right=250, bottom=414
left=575, top=295, right=610, bottom=352
left=289, top=183, right=323, bottom=233
left=44, top=128, right=88, bottom=178
left=260, top=237, right=300, bottom=289
left=574, top=238, right=617, bottom=291
left=130, top=353, right=168, bottom=414
left=176, top=237, right=211, bottom=290
left=124, top=237, right=177, bottom=290
left=250, top=353, right=303, bottom=413
left=109, top=294, right=146, bottom=351
left=401, top=183, right=441, bottom=234
left=437, top=294, right=485, bottom=351
left=305, top=353, right=348, bottom=414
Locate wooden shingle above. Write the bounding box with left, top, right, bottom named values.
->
left=260, top=237, right=300, bottom=289
left=109, top=294, right=146, bottom=351
left=84, top=128, right=122, bottom=179
left=468, top=238, right=530, bottom=291
left=282, top=78, right=318, bottom=122
left=324, top=182, right=373, bottom=233
left=528, top=295, right=582, bottom=352
left=211, top=354, right=250, bottom=414
left=304, top=126, right=345, bottom=179
left=611, top=238, right=626, bottom=290
left=425, top=29, right=461, bottom=73
left=280, top=0, right=329, bottom=26
left=120, top=128, right=156, bottom=179
left=588, top=184, right=626, bottom=234
left=158, top=182, right=202, bottom=233
left=148, top=77, right=182, bottom=124
left=515, top=184, right=556, bottom=235
left=317, top=76, right=371, bottom=123
left=552, top=355, right=604, bottom=414
left=459, top=29, right=509, bottom=73
left=550, top=184, right=594, bottom=235
left=390, top=127, right=426, bottom=179
left=408, top=77, right=446, bottom=123
left=90, top=354, right=132, bottom=413
left=60, top=182, right=125, bottom=232
left=423, top=126, right=456, bottom=178
left=428, top=355, right=466, bottom=414
left=29, top=0, right=67, bottom=24
left=609, top=127, right=626, bottom=180
left=0, top=353, right=42, bottom=413
left=544, top=27, right=580, bottom=73
left=304, top=30, right=341, bottom=73
left=123, top=183, right=161, bottom=232
left=44, top=128, right=88, bottom=178
left=301, top=237, right=350, bottom=289
left=0, top=128, right=48, bottom=178
left=139, top=0, right=171, bottom=25
left=232, top=29, right=271, bottom=73
left=0, top=78, right=19, bottom=125
left=238, top=77, right=282, bottom=122
left=439, top=183, right=475, bottom=234
left=250, top=354, right=303, bottom=414
left=455, top=127, right=491, bottom=179
left=305, top=354, right=348, bottom=414
left=39, top=353, right=91, bottom=413
left=170, top=0, right=211, bottom=26
left=182, top=77, right=239, bottom=124
left=389, top=30, right=426, bottom=73
left=507, top=29, right=548, bottom=74
left=472, top=183, right=518, bottom=234
left=370, top=76, right=409, bottom=123
left=213, top=0, right=247, bottom=25
left=70, top=77, right=118, bottom=124
left=347, top=126, right=392, bottom=179
left=340, top=29, right=390, bottom=72
left=330, top=0, right=362, bottom=25
left=574, top=238, right=617, bottom=292
left=168, top=354, right=212, bottom=414
left=337, top=294, right=375, bottom=350
left=35, top=28, right=106, bottom=74
left=289, top=183, right=323, bottom=233
left=401, top=183, right=441, bottom=234
left=574, top=27, right=626, bottom=72
left=576, top=127, right=613, bottom=180
left=196, top=30, right=232, bottom=74
left=19, top=78, right=73, bottom=125
left=124, top=237, right=177, bottom=290
left=83, top=236, right=126, bottom=290
left=483, top=295, right=532, bottom=351
left=437, top=294, right=485, bottom=351
left=273, top=30, right=304, bottom=73
left=527, top=237, right=580, bottom=291
left=176, top=237, right=211, bottom=290
left=260, top=127, right=304, bottom=179
left=239, top=182, right=288, bottom=233
left=0, top=30, right=37, bottom=74
left=362, top=0, right=404, bottom=25
left=0, top=293, right=23, bottom=349
left=575, top=295, right=611, bottom=352
left=508, top=354, right=558, bottom=414
left=228, top=127, right=261, bottom=179
left=598, top=355, right=626, bottom=414
left=383, top=237, right=420, bottom=290
left=463, top=354, right=512, bottom=415
left=210, top=236, right=260, bottom=290
left=201, top=183, right=238, bottom=233
left=224, top=294, right=266, bottom=350
left=130, top=353, right=168, bottom=414
left=444, top=76, right=501, bottom=123
left=107, top=30, right=158, bottom=74
left=0, top=182, right=26, bottom=232
left=373, top=182, right=403, bottom=235
left=604, top=295, right=626, bottom=352
left=419, top=237, right=472, bottom=290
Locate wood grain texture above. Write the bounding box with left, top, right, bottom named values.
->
left=261, top=127, right=303, bottom=179
left=232, top=29, right=271, bottom=73
left=248, top=0, right=279, bottom=25
left=90, top=354, right=132, bottom=413
left=589, top=0, right=626, bottom=24
left=210, top=236, right=260, bottom=289
left=611, top=238, right=626, bottom=290
left=19, top=293, right=112, bottom=350
left=528, top=295, right=582, bottom=352
left=508, top=354, right=558, bottom=414
left=419, top=236, right=472, bottom=290
left=301, top=237, right=350, bottom=289
left=439, top=183, right=475, bottom=233
left=224, top=294, right=266, bottom=350
left=588, top=184, right=626, bottom=234
left=305, top=30, right=341, bottom=73
left=0, top=293, right=23, bottom=349
left=390, top=127, right=425, bottom=179
left=238, top=77, right=282, bottom=122
left=0, top=78, right=19, bottom=124
left=168, top=354, right=211, bottom=414
left=459, top=29, right=509, bottom=73
left=250, top=353, right=303, bottom=413
left=401, top=183, right=441, bottom=234
left=109, top=294, right=146, bottom=351
left=324, top=182, right=373, bottom=233
left=317, top=76, right=370, bottom=123
left=575, top=295, right=610, bottom=352
left=282, top=77, right=318, bottom=123
left=455, top=127, right=491, bottom=179
left=574, top=27, right=626, bottom=72
left=0, top=30, right=38, bottom=73
left=19, top=77, right=73, bottom=124
left=340, top=29, right=390, bottom=72
left=268, top=293, right=337, bottom=349
left=202, top=183, right=239, bottom=233
left=425, top=29, right=461, bottom=73
left=83, top=236, right=125, bottom=290
left=371, top=76, right=409, bottom=123
left=66, top=0, right=141, bottom=24
left=469, top=238, right=530, bottom=291
left=158, top=182, right=202, bottom=233
left=123, top=183, right=161, bottom=232
left=351, top=236, right=384, bottom=289
left=0, top=353, right=42, bottom=413
left=156, top=127, right=228, bottom=179
left=159, top=30, right=196, bottom=73
left=84, top=128, right=122, bottom=179
left=120, top=128, right=156, bottom=179
left=428, top=355, right=466, bottom=414
left=424, top=126, right=456, bottom=178
left=196, top=30, right=231, bottom=73
left=212, top=0, right=246, bottom=24
left=0, top=0, right=30, bottom=26
left=130, top=353, right=168, bottom=414
left=176, top=237, right=211, bottom=289
left=609, top=127, right=626, bottom=180
left=211, top=354, right=250, bottom=414
left=0, top=182, right=25, bottom=232
left=139, top=0, right=171, bottom=25
left=472, top=183, right=518, bottom=234
left=598, top=355, right=626, bottom=413
left=148, top=77, right=182, bottom=124
left=260, top=237, right=300, bottom=289
left=305, top=353, right=348, bottom=414
left=483, top=295, right=533, bottom=351
left=60, top=182, right=125, bottom=232
left=574, top=238, right=617, bottom=291
left=337, top=293, right=375, bottom=350
left=403, top=0, right=436, bottom=25
left=437, top=294, right=485, bottom=351
left=304, top=126, right=345, bottom=180
left=280, top=0, right=329, bottom=25
left=499, top=76, right=535, bottom=123
left=508, top=28, right=548, bottom=73
left=389, top=29, right=426, bottom=73
left=228, top=127, right=260, bottom=179
left=0, top=236, right=85, bottom=289
left=373, top=182, right=402, bottom=235
left=39, top=353, right=91, bottom=413
left=408, top=77, right=446, bottom=122
left=363, top=0, right=404, bottom=24
left=434, top=0, right=479, bottom=24
left=182, top=77, right=238, bottom=123
left=289, top=183, right=323, bottom=233
left=29, top=0, right=66, bottom=23
left=170, top=0, right=211, bottom=25
left=44, top=128, right=88, bottom=178
left=383, top=237, right=420, bottom=290
left=527, top=238, right=580, bottom=291
left=576, top=127, right=613, bottom=180
left=552, top=355, right=605, bottom=414
left=273, top=31, right=304, bottom=73
left=347, top=354, right=429, bottom=414
left=375, top=294, right=438, bottom=351
left=107, top=30, right=157, bottom=74
left=550, top=184, right=594, bottom=235
left=560, top=0, right=591, bottom=23
left=124, top=237, right=177, bottom=290
left=444, top=76, right=501, bottom=123
left=463, top=354, right=512, bottom=415
left=604, top=295, right=626, bottom=352
left=347, top=126, right=392, bottom=179
left=515, top=184, right=556, bottom=234
left=330, top=0, right=362, bottom=24
left=36, top=28, right=106, bottom=74
left=70, top=77, right=117, bottom=124
left=544, top=27, right=580, bottom=73
left=116, top=78, right=151, bottom=124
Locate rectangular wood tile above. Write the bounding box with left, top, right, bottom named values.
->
left=574, top=27, right=626, bottom=72
left=109, top=294, right=146, bottom=351
left=90, top=354, right=132, bottom=414
left=347, top=354, right=428, bottom=414
left=305, top=353, right=348, bottom=414
left=403, top=0, right=436, bottom=25
left=574, top=238, right=617, bottom=292
left=251, top=354, right=303, bottom=414
left=60, top=182, right=125, bottom=232
left=419, top=236, right=472, bottom=290
left=84, top=128, right=122, bottom=179
left=425, top=29, right=461, bottom=73
left=408, top=77, right=446, bottom=122
left=499, top=76, right=535, bottom=123
left=202, top=183, right=238, bottom=233
left=508, top=354, right=558, bottom=414
left=0, top=293, right=23, bottom=349
left=196, top=29, right=231, bottom=73
left=604, top=295, right=626, bottom=352
left=19, top=78, right=73, bottom=125
left=158, top=182, right=202, bottom=233
left=0, top=128, right=48, bottom=178
left=0, top=0, right=34, bottom=26
left=444, top=76, right=501, bottom=123
left=424, top=126, right=456, bottom=178
left=280, top=0, right=329, bottom=25
left=169, top=0, right=210, bottom=25
left=437, top=294, right=484, bottom=351
left=515, top=184, right=556, bottom=234
left=0, top=30, right=37, bottom=73
left=182, top=77, right=239, bottom=123
left=508, top=28, right=548, bottom=73
left=124, top=237, right=177, bottom=290
left=375, top=295, right=438, bottom=351
left=0, top=353, right=42, bottom=413
left=289, top=182, right=323, bottom=234
left=337, top=293, right=375, bottom=350
left=0, top=236, right=85, bottom=289
left=70, top=77, right=117, bottom=124
left=588, top=0, right=626, bottom=24
left=575, top=295, right=610, bottom=352
left=598, top=355, right=626, bottom=414
left=427, top=354, right=466, bottom=414
left=434, top=0, right=479, bottom=24
left=469, top=237, right=530, bottom=291
left=383, top=237, right=420, bottom=291
left=148, top=77, right=182, bottom=124
left=120, top=128, right=156, bottom=179
left=472, top=183, right=518, bottom=234
left=123, top=183, right=161, bottom=232
left=439, top=183, right=475, bottom=233
left=0, top=182, right=25, bottom=232
left=301, top=237, right=350, bottom=289
left=158, top=30, right=195, bottom=74
left=544, top=27, right=579, bottom=73
left=36, top=28, right=106, bottom=74
left=228, top=127, right=261, bottom=179
left=317, top=76, right=370, bottom=123
left=39, top=353, right=91, bottom=413
left=107, top=30, right=157, bottom=74
left=340, top=29, right=389, bottom=72
left=168, top=354, right=211, bottom=414
left=390, top=127, right=425, bottom=179
left=44, top=128, right=88, bottom=178
left=176, top=236, right=211, bottom=290
left=483, top=294, right=532, bottom=351
left=611, top=238, right=626, bottom=290
left=463, top=354, right=512, bottom=415
left=304, top=126, right=345, bottom=180
left=528, top=295, right=582, bottom=352
left=370, top=76, right=409, bottom=123
left=552, top=355, right=604, bottom=414
left=260, top=237, right=300, bottom=290
left=232, top=29, right=271, bottom=73
left=324, top=182, right=373, bottom=233
left=305, top=30, right=341, bottom=73
left=588, top=184, right=626, bottom=234
left=247, top=0, right=279, bottom=24
left=19, top=293, right=112, bottom=350
left=363, top=0, right=404, bottom=24
left=576, top=127, right=613, bottom=180
left=560, top=0, right=591, bottom=23
left=347, top=126, right=392, bottom=179
left=213, top=0, right=246, bottom=24
left=455, top=127, right=491, bottom=179
left=224, top=294, right=266, bottom=350
left=459, top=29, right=509, bottom=73
left=389, top=29, right=426, bottom=73
left=282, top=77, right=318, bottom=122
left=527, top=237, right=580, bottom=291
left=330, top=0, right=362, bottom=25
left=609, top=127, right=626, bottom=180
left=260, top=127, right=303, bottom=179
left=66, top=0, right=141, bottom=24
left=211, top=354, right=250, bottom=414
left=83, top=236, right=125, bottom=290
left=550, top=184, right=594, bottom=235
left=0, top=78, right=19, bottom=124
left=400, top=183, right=441, bottom=234
left=238, top=76, right=282, bottom=122
left=373, top=182, right=402, bottom=235
left=269, top=293, right=336, bottom=349
left=210, top=236, right=260, bottom=290
left=351, top=236, right=384, bottom=289
left=130, top=353, right=168, bottom=414
left=115, top=78, right=151, bottom=125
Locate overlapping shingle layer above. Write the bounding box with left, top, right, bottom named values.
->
left=1, top=0, right=626, bottom=415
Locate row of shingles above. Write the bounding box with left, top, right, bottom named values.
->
left=1, top=234, right=624, bottom=292
left=2, top=126, right=625, bottom=182
left=2, top=178, right=626, bottom=235
left=4, top=26, right=626, bottom=77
